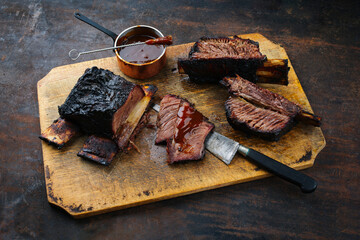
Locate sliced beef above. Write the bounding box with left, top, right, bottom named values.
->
left=222, top=75, right=300, bottom=117
left=225, top=97, right=294, bottom=141
left=166, top=101, right=215, bottom=164
left=221, top=75, right=321, bottom=126
left=58, top=67, right=140, bottom=137
left=177, top=36, right=267, bottom=83
left=39, top=117, right=80, bottom=149
left=77, top=135, right=118, bottom=166
left=155, top=94, right=183, bottom=144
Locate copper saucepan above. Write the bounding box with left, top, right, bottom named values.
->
left=74, top=13, right=166, bottom=79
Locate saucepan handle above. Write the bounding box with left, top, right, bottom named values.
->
left=74, top=12, right=118, bottom=42
left=244, top=149, right=318, bottom=193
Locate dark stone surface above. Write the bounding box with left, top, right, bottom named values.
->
left=0, top=0, right=359, bottom=239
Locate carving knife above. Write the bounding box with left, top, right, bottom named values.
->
left=151, top=103, right=317, bottom=193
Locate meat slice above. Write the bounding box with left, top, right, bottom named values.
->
left=166, top=101, right=215, bottom=163
left=58, top=67, right=141, bottom=137
left=177, top=36, right=267, bottom=83
left=39, top=118, right=80, bottom=149
left=222, top=75, right=300, bottom=117
left=155, top=94, right=183, bottom=144
left=77, top=135, right=118, bottom=166
left=221, top=75, right=321, bottom=126
left=225, top=97, right=294, bottom=141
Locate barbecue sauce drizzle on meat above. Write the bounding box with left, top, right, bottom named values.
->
left=174, top=104, right=204, bottom=153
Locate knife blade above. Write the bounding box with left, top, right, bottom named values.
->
left=151, top=103, right=317, bottom=193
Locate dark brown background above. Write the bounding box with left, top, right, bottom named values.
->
left=1, top=0, right=359, bottom=239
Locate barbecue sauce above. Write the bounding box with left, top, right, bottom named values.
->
left=145, top=35, right=173, bottom=45
left=174, top=103, right=204, bottom=153
left=117, top=35, right=164, bottom=64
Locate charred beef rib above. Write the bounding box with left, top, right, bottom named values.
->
left=156, top=95, right=215, bottom=163
left=40, top=67, right=156, bottom=165
left=177, top=36, right=289, bottom=85
left=222, top=75, right=321, bottom=126
left=58, top=67, right=142, bottom=138
left=222, top=75, right=321, bottom=140
left=58, top=67, right=157, bottom=150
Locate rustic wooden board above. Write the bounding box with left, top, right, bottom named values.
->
left=37, top=33, right=326, bottom=218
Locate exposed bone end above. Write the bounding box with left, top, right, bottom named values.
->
left=177, top=59, right=186, bottom=74
left=297, top=110, right=322, bottom=127
left=256, top=59, right=289, bottom=85
left=142, top=84, right=158, bottom=97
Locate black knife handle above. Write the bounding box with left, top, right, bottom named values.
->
left=74, top=12, right=118, bottom=42
left=245, top=149, right=317, bottom=193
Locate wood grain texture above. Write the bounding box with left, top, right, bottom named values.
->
left=38, top=33, right=325, bottom=218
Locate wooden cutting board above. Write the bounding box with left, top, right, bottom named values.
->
left=38, top=33, right=326, bottom=218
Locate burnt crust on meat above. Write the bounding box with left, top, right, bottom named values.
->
left=58, top=67, right=139, bottom=137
